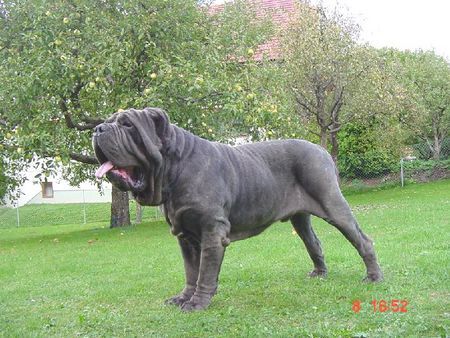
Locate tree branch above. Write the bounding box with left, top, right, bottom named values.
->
left=328, top=124, right=342, bottom=133
left=59, top=98, right=102, bottom=131
left=81, top=116, right=105, bottom=126
left=38, top=150, right=98, bottom=165
left=295, top=95, right=314, bottom=115
left=62, top=110, right=99, bottom=131
left=306, top=128, right=321, bottom=137
left=292, top=88, right=315, bottom=116
left=330, top=86, right=344, bottom=124
left=69, top=152, right=98, bottom=165
left=58, top=82, right=104, bottom=131
left=323, top=86, right=344, bottom=130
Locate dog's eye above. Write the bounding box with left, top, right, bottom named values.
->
left=120, top=119, right=133, bottom=128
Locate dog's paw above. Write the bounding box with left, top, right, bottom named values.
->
left=308, top=268, right=327, bottom=278
left=165, top=294, right=191, bottom=307
left=180, top=298, right=210, bottom=312
left=363, top=272, right=383, bottom=283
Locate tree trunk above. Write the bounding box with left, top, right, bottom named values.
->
left=426, top=136, right=442, bottom=161
left=135, top=202, right=143, bottom=224
left=432, top=133, right=442, bottom=160
left=320, top=128, right=328, bottom=149
left=329, top=130, right=341, bottom=183
left=432, top=143, right=441, bottom=160
left=431, top=111, right=444, bottom=160
left=110, top=185, right=130, bottom=228
left=330, top=130, right=339, bottom=165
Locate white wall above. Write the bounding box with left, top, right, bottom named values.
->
left=7, top=163, right=111, bottom=207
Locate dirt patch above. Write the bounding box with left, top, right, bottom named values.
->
left=408, top=167, right=450, bottom=183
left=342, top=167, right=450, bottom=188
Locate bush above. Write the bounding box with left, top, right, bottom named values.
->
left=338, top=123, right=398, bottom=178
left=402, top=159, right=450, bottom=183
left=403, top=159, right=450, bottom=172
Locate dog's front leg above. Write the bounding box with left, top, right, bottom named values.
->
left=181, top=228, right=228, bottom=311
left=165, top=237, right=200, bottom=307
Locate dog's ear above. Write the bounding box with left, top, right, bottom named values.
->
left=144, top=107, right=170, bottom=141
left=105, top=112, right=120, bottom=123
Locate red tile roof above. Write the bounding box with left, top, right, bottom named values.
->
left=209, top=0, right=298, bottom=60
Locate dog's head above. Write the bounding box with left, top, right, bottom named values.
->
left=92, top=107, right=171, bottom=205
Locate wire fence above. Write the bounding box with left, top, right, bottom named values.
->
left=0, top=190, right=164, bottom=229
left=1, top=141, right=449, bottom=229
left=27, top=189, right=113, bottom=204
left=340, top=140, right=450, bottom=190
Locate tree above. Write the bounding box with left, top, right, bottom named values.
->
left=0, top=123, right=27, bottom=204
left=0, top=0, right=272, bottom=223
left=0, top=159, right=9, bottom=202
left=281, top=3, right=403, bottom=164
left=393, top=50, right=450, bottom=159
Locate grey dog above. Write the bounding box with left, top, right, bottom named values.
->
left=93, top=107, right=383, bottom=311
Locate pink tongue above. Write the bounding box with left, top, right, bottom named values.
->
left=95, top=161, right=114, bottom=179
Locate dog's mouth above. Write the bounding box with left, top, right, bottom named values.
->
left=95, top=161, right=146, bottom=191
left=95, top=161, right=135, bottom=181
left=94, top=144, right=146, bottom=192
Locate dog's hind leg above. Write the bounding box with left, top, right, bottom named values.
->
left=291, top=213, right=327, bottom=277
left=318, top=191, right=383, bottom=282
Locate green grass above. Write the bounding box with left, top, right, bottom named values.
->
left=0, top=180, right=449, bottom=337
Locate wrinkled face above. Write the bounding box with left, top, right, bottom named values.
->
left=92, top=110, right=151, bottom=193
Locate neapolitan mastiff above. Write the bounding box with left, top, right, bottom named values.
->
left=93, top=107, right=383, bottom=311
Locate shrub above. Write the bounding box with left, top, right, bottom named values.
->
left=403, top=159, right=450, bottom=172
left=338, top=123, right=398, bottom=178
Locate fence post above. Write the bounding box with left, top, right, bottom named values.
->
left=16, top=205, right=20, bottom=227
left=136, top=202, right=143, bottom=224
left=400, top=156, right=417, bottom=187
left=400, top=158, right=404, bottom=187
left=82, top=190, right=87, bottom=224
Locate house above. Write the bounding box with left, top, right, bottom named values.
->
left=210, top=0, right=297, bottom=61
left=5, top=162, right=111, bottom=207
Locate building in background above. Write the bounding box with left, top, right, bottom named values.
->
left=6, top=162, right=111, bottom=207
left=211, top=0, right=297, bottom=61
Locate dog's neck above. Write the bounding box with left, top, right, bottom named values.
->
left=160, top=124, right=207, bottom=202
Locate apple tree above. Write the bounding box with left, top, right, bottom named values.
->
left=281, top=3, right=405, bottom=164
left=0, top=0, right=272, bottom=224
left=393, top=50, right=450, bottom=159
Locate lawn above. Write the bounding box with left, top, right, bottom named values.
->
left=0, top=180, right=449, bottom=337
